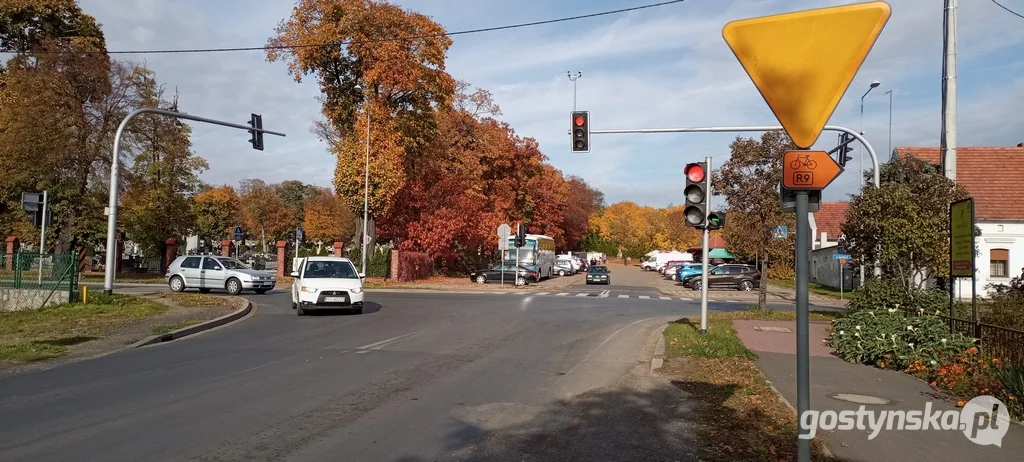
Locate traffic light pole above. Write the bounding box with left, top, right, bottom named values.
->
left=699, top=156, right=712, bottom=335
left=102, top=108, right=286, bottom=295
left=590, top=123, right=883, bottom=279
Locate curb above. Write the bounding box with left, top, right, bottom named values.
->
left=763, top=379, right=837, bottom=460
left=650, top=328, right=667, bottom=374
left=131, top=297, right=254, bottom=348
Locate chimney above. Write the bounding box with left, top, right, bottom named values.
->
left=1017, top=142, right=1023, bottom=147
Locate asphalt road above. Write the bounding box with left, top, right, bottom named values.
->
left=1, top=278, right=829, bottom=461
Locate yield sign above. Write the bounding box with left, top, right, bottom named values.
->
left=783, top=150, right=844, bottom=190
left=722, top=2, right=891, bottom=148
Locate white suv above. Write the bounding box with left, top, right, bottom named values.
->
left=290, top=257, right=366, bottom=315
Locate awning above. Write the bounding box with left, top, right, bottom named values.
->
left=708, top=248, right=735, bottom=259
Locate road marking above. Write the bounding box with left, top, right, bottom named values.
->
left=556, top=292, right=569, bottom=296
left=575, top=293, right=589, bottom=297
left=598, top=290, right=610, bottom=298
left=354, top=327, right=434, bottom=353
left=659, top=296, right=671, bottom=300
left=535, top=292, right=551, bottom=296
left=564, top=317, right=654, bottom=376
left=618, top=294, right=629, bottom=298
left=639, top=295, right=650, bottom=299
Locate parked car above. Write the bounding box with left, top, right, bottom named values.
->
left=289, top=256, right=365, bottom=315
left=680, top=264, right=760, bottom=291
left=675, top=263, right=707, bottom=283
left=469, top=263, right=537, bottom=285
left=585, top=265, right=611, bottom=285
left=554, top=259, right=576, bottom=276
left=166, top=255, right=276, bottom=295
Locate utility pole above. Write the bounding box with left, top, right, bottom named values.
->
left=355, top=84, right=372, bottom=276
left=567, top=71, right=582, bottom=111
left=940, top=0, right=958, bottom=181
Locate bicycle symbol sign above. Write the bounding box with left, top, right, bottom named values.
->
left=782, top=150, right=843, bottom=190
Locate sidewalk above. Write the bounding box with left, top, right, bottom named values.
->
left=734, top=319, right=1024, bottom=461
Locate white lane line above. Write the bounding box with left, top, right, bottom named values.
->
left=564, top=317, right=655, bottom=376
left=556, top=292, right=570, bottom=296
left=618, top=294, right=630, bottom=299
left=354, top=327, right=435, bottom=353
left=535, top=292, right=551, bottom=296
left=575, top=293, right=590, bottom=297
left=598, top=290, right=610, bottom=298
left=659, top=296, right=671, bottom=300
left=639, top=296, right=650, bottom=299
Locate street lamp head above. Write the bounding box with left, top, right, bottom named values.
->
left=870, top=80, right=881, bottom=88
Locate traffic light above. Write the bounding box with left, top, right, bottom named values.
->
left=248, top=113, right=264, bottom=151
left=570, top=111, right=589, bottom=153
left=828, top=132, right=854, bottom=167
left=683, top=162, right=708, bottom=228
left=514, top=223, right=527, bottom=247
left=706, top=211, right=725, bottom=230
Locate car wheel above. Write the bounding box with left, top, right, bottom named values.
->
left=297, top=306, right=305, bottom=316
left=226, top=278, right=242, bottom=295
left=516, top=277, right=526, bottom=286
left=692, top=280, right=702, bottom=291
left=168, top=276, right=185, bottom=293
left=739, top=280, right=754, bottom=291
left=255, top=289, right=268, bottom=295
left=558, top=270, right=566, bottom=276
left=292, top=300, right=297, bottom=310
left=476, top=275, right=487, bottom=284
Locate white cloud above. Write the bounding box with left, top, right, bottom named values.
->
left=73, top=0, right=1024, bottom=207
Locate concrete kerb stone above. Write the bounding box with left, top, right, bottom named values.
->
left=131, top=297, right=254, bottom=348
left=650, top=329, right=667, bottom=374
left=762, top=378, right=837, bottom=459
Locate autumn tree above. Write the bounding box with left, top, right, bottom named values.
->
left=238, top=179, right=293, bottom=252
left=561, top=176, right=605, bottom=250
left=662, top=206, right=703, bottom=251
left=268, top=0, right=457, bottom=254
left=192, top=185, right=241, bottom=249
left=303, top=188, right=355, bottom=252
left=713, top=131, right=797, bottom=310
left=594, top=201, right=660, bottom=258
left=842, top=156, right=969, bottom=292
left=277, top=180, right=321, bottom=231
left=120, top=70, right=207, bottom=260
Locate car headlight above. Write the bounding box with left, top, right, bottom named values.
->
left=350, top=287, right=362, bottom=294
left=300, top=286, right=318, bottom=293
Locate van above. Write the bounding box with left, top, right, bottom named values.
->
left=642, top=252, right=693, bottom=271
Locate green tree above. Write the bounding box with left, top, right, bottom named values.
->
left=712, top=131, right=797, bottom=310
left=192, top=185, right=241, bottom=249
left=277, top=180, right=320, bottom=231
left=842, top=156, right=969, bottom=292
left=238, top=179, right=293, bottom=252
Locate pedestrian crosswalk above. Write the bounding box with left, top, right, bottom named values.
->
left=518, top=291, right=746, bottom=303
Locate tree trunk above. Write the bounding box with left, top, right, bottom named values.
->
left=261, top=225, right=267, bottom=254
left=758, top=251, right=768, bottom=311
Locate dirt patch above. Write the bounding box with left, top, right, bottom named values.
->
left=0, top=294, right=243, bottom=376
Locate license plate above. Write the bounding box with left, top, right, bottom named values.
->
left=324, top=296, right=346, bottom=303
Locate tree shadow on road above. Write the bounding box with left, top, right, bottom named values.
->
left=390, top=373, right=801, bottom=462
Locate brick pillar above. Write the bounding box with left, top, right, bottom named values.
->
left=115, top=232, right=125, bottom=274
left=221, top=240, right=233, bottom=257
left=332, top=242, right=344, bottom=257
left=390, top=249, right=400, bottom=280
left=163, top=238, right=179, bottom=272
left=276, top=241, right=288, bottom=278
left=5, top=236, right=20, bottom=270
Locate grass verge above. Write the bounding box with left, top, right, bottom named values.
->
left=0, top=294, right=166, bottom=362
left=661, top=310, right=839, bottom=461
left=80, top=273, right=166, bottom=284
left=156, top=293, right=232, bottom=307
left=771, top=278, right=846, bottom=299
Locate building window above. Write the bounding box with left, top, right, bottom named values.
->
left=990, top=249, right=1009, bottom=278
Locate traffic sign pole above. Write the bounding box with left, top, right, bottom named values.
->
left=795, top=190, right=811, bottom=461
left=38, top=190, right=48, bottom=285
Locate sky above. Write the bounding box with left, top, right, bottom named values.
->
left=76, top=0, right=1024, bottom=209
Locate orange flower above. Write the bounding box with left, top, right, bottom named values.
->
left=957, top=400, right=967, bottom=407
left=879, top=361, right=886, bottom=369
left=967, top=347, right=978, bottom=354
left=993, top=358, right=1002, bottom=365
left=930, top=381, right=938, bottom=387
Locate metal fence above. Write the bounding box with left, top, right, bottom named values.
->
left=0, top=252, right=79, bottom=311
left=900, top=307, right=1024, bottom=364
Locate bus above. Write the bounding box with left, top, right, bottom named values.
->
left=504, top=234, right=556, bottom=280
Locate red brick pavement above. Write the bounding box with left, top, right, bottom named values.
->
left=732, top=319, right=835, bottom=357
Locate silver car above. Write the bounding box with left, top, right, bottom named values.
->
left=165, top=255, right=276, bottom=295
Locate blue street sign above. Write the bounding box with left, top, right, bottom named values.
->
left=833, top=253, right=852, bottom=260
left=233, top=226, right=244, bottom=241
left=296, top=227, right=304, bottom=242
left=772, top=225, right=788, bottom=239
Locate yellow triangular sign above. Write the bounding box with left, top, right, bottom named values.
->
left=722, top=2, right=891, bottom=149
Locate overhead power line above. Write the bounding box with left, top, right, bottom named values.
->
left=29, top=0, right=687, bottom=55
left=992, top=0, right=1024, bottom=19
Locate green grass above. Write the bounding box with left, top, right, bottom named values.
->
left=151, top=320, right=201, bottom=335
left=664, top=309, right=841, bottom=361
left=0, top=294, right=166, bottom=362
left=770, top=278, right=847, bottom=298
left=157, top=293, right=231, bottom=307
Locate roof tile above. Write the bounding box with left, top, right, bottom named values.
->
left=813, top=202, right=849, bottom=238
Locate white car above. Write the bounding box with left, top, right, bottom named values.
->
left=290, top=256, right=366, bottom=316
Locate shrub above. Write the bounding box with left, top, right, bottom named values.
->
left=994, top=362, right=1024, bottom=419
left=828, top=308, right=975, bottom=370
left=846, top=278, right=912, bottom=311
left=396, top=251, right=432, bottom=282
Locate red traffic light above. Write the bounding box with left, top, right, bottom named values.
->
left=574, top=115, right=585, bottom=126
left=684, top=163, right=705, bottom=182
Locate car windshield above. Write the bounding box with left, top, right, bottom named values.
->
left=303, top=260, right=358, bottom=278
left=216, top=258, right=251, bottom=270
left=588, top=266, right=608, bottom=273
